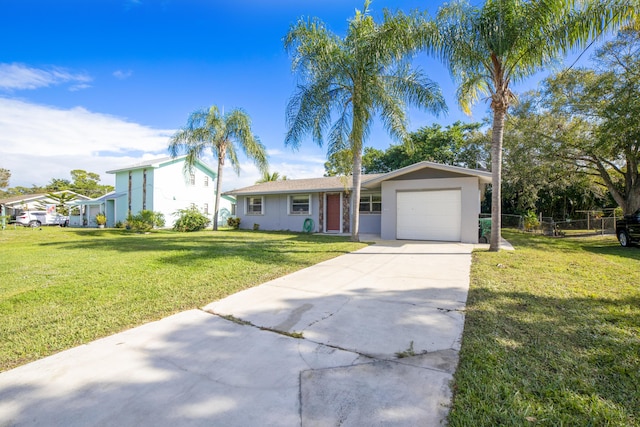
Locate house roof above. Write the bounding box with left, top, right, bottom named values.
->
left=105, top=156, right=175, bottom=173
left=364, top=161, right=492, bottom=186
left=225, top=174, right=386, bottom=196
left=0, top=193, right=49, bottom=205
left=106, top=155, right=217, bottom=177
left=70, top=191, right=127, bottom=206
left=225, top=161, right=491, bottom=196
left=0, top=190, right=91, bottom=207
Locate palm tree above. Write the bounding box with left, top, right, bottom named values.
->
left=256, top=171, right=287, bottom=184
left=284, top=1, right=446, bottom=241
left=423, top=0, right=637, bottom=251
left=169, top=105, right=268, bottom=230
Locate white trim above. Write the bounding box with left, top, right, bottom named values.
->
left=324, top=192, right=342, bottom=233
left=245, top=196, right=264, bottom=216
left=287, top=194, right=312, bottom=215
left=359, top=192, right=382, bottom=214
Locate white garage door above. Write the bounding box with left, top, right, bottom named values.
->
left=396, top=190, right=461, bottom=241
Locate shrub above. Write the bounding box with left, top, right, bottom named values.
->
left=126, top=210, right=165, bottom=232
left=523, top=210, right=540, bottom=232
left=173, top=206, right=211, bottom=232
left=227, top=217, right=241, bottom=229
left=253, top=223, right=260, bottom=231
left=95, top=213, right=107, bottom=225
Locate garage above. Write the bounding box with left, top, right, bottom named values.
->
left=396, top=189, right=461, bottom=241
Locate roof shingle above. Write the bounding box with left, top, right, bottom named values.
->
left=225, top=174, right=386, bottom=195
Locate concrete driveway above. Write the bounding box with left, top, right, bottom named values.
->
left=0, top=241, right=473, bottom=426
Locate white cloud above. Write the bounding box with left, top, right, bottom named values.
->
left=0, top=63, right=92, bottom=91
left=0, top=97, right=327, bottom=191
left=0, top=97, right=173, bottom=187
left=113, top=69, right=133, bottom=80
left=213, top=156, right=326, bottom=192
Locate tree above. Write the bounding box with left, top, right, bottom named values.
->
left=256, top=171, right=287, bottom=183
left=422, top=0, right=636, bottom=250
left=37, top=191, right=79, bottom=215
left=46, top=178, right=71, bottom=192
left=0, top=171, right=112, bottom=199
left=356, top=122, right=489, bottom=174
left=503, top=100, right=610, bottom=218
left=169, top=105, right=268, bottom=230
left=68, top=170, right=113, bottom=198
left=0, top=186, right=42, bottom=197
left=0, top=168, right=10, bottom=188
left=324, top=147, right=391, bottom=176
left=324, top=149, right=355, bottom=177
left=284, top=2, right=446, bottom=241
left=520, top=28, right=640, bottom=215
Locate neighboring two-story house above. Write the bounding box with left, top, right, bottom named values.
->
left=71, top=156, right=234, bottom=228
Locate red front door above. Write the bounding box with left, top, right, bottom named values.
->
left=326, top=194, right=340, bottom=232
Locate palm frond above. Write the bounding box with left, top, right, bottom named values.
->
left=327, top=107, right=352, bottom=156
left=168, top=105, right=267, bottom=177
left=284, top=80, right=336, bottom=149
left=225, top=108, right=268, bottom=175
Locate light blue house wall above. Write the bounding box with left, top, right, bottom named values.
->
left=105, top=156, right=234, bottom=228
left=112, top=168, right=149, bottom=224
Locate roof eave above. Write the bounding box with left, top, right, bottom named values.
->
left=226, top=186, right=350, bottom=196
left=365, top=161, right=492, bottom=187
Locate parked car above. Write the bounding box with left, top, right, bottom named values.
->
left=615, top=209, right=640, bottom=247
left=12, top=211, right=69, bottom=227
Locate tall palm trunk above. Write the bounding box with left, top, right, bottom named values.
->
left=489, top=107, right=505, bottom=251
left=351, top=147, right=363, bottom=242
left=213, top=145, right=226, bottom=231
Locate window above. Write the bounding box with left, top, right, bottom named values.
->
left=246, top=197, right=263, bottom=215
left=189, top=173, right=196, bottom=186
left=204, top=176, right=209, bottom=187
left=289, top=194, right=311, bottom=215
left=204, top=203, right=209, bottom=214
left=360, top=194, right=382, bottom=213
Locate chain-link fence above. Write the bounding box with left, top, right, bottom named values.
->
left=479, top=212, right=618, bottom=237
left=479, top=213, right=523, bottom=229
left=541, top=217, right=616, bottom=236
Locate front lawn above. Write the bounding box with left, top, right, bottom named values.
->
left=0, top=227, right=366, bottom=372
left=449, top=231, right=639, bottom=426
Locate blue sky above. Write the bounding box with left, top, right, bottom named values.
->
left=0, top=0, right=591, bottom=190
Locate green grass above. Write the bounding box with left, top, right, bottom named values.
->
left=0, top=227, right=366, bottom=372
left=449, top=231, right=640, bottom=426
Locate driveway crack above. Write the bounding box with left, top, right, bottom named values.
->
left=304, top=297, right=351, bottom=329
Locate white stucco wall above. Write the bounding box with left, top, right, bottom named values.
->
left=111, top=159, right=226, bottom=228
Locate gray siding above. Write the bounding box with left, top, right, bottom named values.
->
left=358, top=214, right=381, bottom=234
left=236, top=194, right=321, bottom=233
